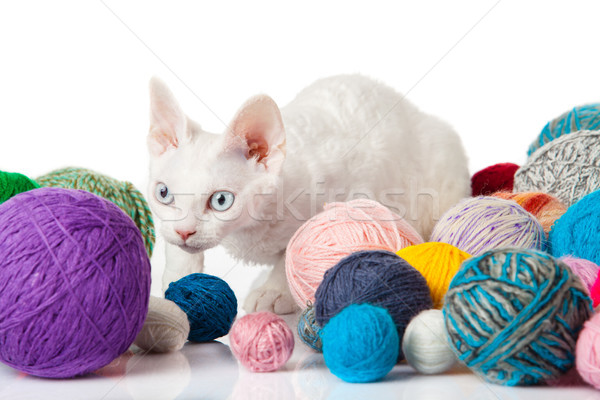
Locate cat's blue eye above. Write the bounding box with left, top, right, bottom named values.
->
left=210, top=191, right=235, bottom=212
left=155, top=183, right=174, bottom=205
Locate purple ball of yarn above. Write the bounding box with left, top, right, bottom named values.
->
left=0, top=188, right=151, bottom=378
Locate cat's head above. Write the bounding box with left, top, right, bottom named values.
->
left=147, top=78, right=286, bottom=253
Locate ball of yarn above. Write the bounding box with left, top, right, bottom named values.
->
left=549, top=189, right=600, bottom=265
left=165, top=273, right=237, bottom=342
left=134, top=296, right=190, bottom=353
left=297, top=303, right=322, bottom=352
left=396, top=242, right=470, bottom=309
left=321, top=303, right=399, bottom=383
left=471, top=163, right=520, bottom=196
left=492, top=191, right=567, bottom=235
left=430, top=196, right=545, bottom=256
left=444, top=248, right=592, bottom=385
left=590, top=274, right=600, bottom=308
left=314, top=250, right=432, bottom=355
left=286, top=198, right=424, bottom=308
left=402, top=309, right=456, bottom=375
left=0, top=170, right=39, bottom=204
left=527, top=103, right=600, bottom=156
left=36, top=166, right=155, bottom=257
left=0, top=188, right=151, bottom=378
left=576, top=313, right=600, bottom=389
left=515, top=130, right=600, bottom=207
left=229, top=311, right=294, bottom=372
left=560, top=256, right=600, bottom=294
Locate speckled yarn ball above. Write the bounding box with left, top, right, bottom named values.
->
left=471, top=163, right=520, bottom=196
left=516, top=130, right=600, bottom=206
left=444, top=248, right=592, bottom=386
left=560, top=256, right=600, bottom=295
left=229, top=311, right=294, bottom=372
left=527, top=103, right=600, bottom=156
left=430, top=196, right=545, bottom=256
left=576, top=313, right=600, bottom=389
left=165, top=273, right=237, bottom=342
left=0, top=170, right=39, bottom=204
left=297, top=304, right=322, bottom=352
left=492, top=191, right=567, bottom=235
left=0, top=188, right=151, bottom=378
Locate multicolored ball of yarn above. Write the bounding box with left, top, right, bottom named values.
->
left=165, top=273, right=237, bottom=343
left=576, top=312, right=600, bottom=389
left=229, top=311, right=294, bottom=372
left=527, top=103, right=600, bottom=156
left=396, top=242, right=470, bottom=309
left=0, top=188, right=151, bottom=378
left=0, top=170, right=39, bottom=204
left=321, top=303, right=399, bottom=383
left=36, top=166, right=155, bottom=257
left=297, top=303, right=322, bottom=352
left=560, top=256, right=600, bottom=295
left=471, top=162, right=520, bottom=196
left=444, top=248, right=592, bottom=386
left=286, top=198, right=423, bottom=308
left=430, top=196, right=545, bottom=256
left=492, top=191, right=567, bottom=235
left=134, top=296, right=190, bottom=353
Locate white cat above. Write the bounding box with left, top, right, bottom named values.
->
left=147, top=74, right=469, bottom=314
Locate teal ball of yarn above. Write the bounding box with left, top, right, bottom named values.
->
left=297, top=303, right=322, bottom=352
left=165, top=273, right=237, bottom=342
left=321, top=303, right=399, bottom=383
left=0, top=170, right=39, bottom=204
left=443, top=248, right=592, bottom=386
left=527, top=103, right=600, bottom=156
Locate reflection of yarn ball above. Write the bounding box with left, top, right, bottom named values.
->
left=0, top=170, right=39, bottom=204
left=321, top=303, right=399, bottom=383
left=492, top=191, right=567, bottom=235
left=286, top=199, right=423, bottom=308
left=229, top=311, right=294, bottom=372
left=314, top=250, right=432, bottom=355
left=515, top=130, right=600, bottom=207
left=549, top=189, right=600, bottom=265
left=134, top=296, right=190, bottom=353
left=560, top=256, right=599, bottom=294
left=396, top=242, right=470, bottom=309
left=431, top=196, right=545, bottom=256
left=444, top=248, right=591, bottom=385
left=576, top=313, right=600, bottom=389
left=0, top=188, right=151, bottom=378
left=297, top=304, right=322, bottom=352
left=36, top=166, right=155, bottom=257
left=527, top=103, right=600, bottom=156
left=471, top=163, right=519, bottom=196
left=165, top=273, right=237, bottom=342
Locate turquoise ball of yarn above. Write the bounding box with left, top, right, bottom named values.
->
left=165, top=273, right=237, bottom=342
left=444, top=248, right=592, bottom=386
left=321, top=303, right=399, bottom=383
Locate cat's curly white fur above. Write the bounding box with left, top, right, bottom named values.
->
left=147, top=74, right=470, bottom=314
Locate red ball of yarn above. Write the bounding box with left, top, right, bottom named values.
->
left=471, top=163, right=520, bottom=196
left=590, top=270, right=600, bottom=308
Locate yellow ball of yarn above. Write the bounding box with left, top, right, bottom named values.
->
left=396, top=242, right=471, bottom=309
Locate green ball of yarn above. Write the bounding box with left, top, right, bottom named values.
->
left=36, top=167, right=155, bottom=257
left=0, top=171, right=39, bottom=204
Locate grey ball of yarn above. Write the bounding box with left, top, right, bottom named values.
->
left=514, top=130, right=600, bottom=206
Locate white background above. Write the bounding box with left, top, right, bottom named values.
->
left=1, top=1, right=600, bottom=399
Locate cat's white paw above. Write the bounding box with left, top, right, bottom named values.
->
left=244, top=287, right=298, bottom=315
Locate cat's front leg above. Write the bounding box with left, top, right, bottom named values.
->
left=162, top=242, right=205, bottom=293
left=243, top=253, right=298, bottom=315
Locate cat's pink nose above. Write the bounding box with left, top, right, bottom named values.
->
left=175, top=229, right=196, bottom=241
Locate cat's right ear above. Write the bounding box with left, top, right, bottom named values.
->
left=148, top=77, right=189, bottom=157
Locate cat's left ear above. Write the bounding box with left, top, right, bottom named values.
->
left=224, top=95, right=286, bottom=173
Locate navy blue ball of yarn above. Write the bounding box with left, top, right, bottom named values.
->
left=165, top=273, right=237, bottom=342
left=314, top=250, right=432, bottom=357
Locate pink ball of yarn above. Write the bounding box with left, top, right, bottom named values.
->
left=285, top=199, right=424, bottom=308
left=560, top=256, right=600, bottom=294
left=229, top=312, right=294, bottom=372
left=576, top=313, right=600, bottom=389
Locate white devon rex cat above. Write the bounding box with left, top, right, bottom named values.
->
left=147, top=74, right=469, bottom=314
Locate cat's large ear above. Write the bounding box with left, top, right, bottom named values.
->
left=148, top=77, right=189, bottom=157
left=224, top=95, right=286, bottom=173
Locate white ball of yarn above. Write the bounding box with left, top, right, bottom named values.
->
left=134, top=296, right=190, bottom=353
left=402, top=309, right=456, bottom=374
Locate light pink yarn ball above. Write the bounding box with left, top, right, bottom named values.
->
left=285, top=199, right=424, bottom=308
left=576, top=313, right=600, bottom=389
left=229, top=312, right=294, bottom=372
left=560, top=256, right=600, bottom=294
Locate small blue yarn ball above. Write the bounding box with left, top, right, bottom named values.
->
left=549, top=189, right=600, bottom=264
left=321, top=303, right=399, bottom=383
left=527, top=103, right=600, bottom=156
left=165, top=273, right=237, bottom=342
left=297, top=304, right=322, bottom=352
left=443, top=248, right=592, bottom=386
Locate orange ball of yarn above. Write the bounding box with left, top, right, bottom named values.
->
left=396, top=242, right=471, bottom=309
left=491, top=191, right=567, bottom=235
left=285, top=199, right=424, bottom=308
